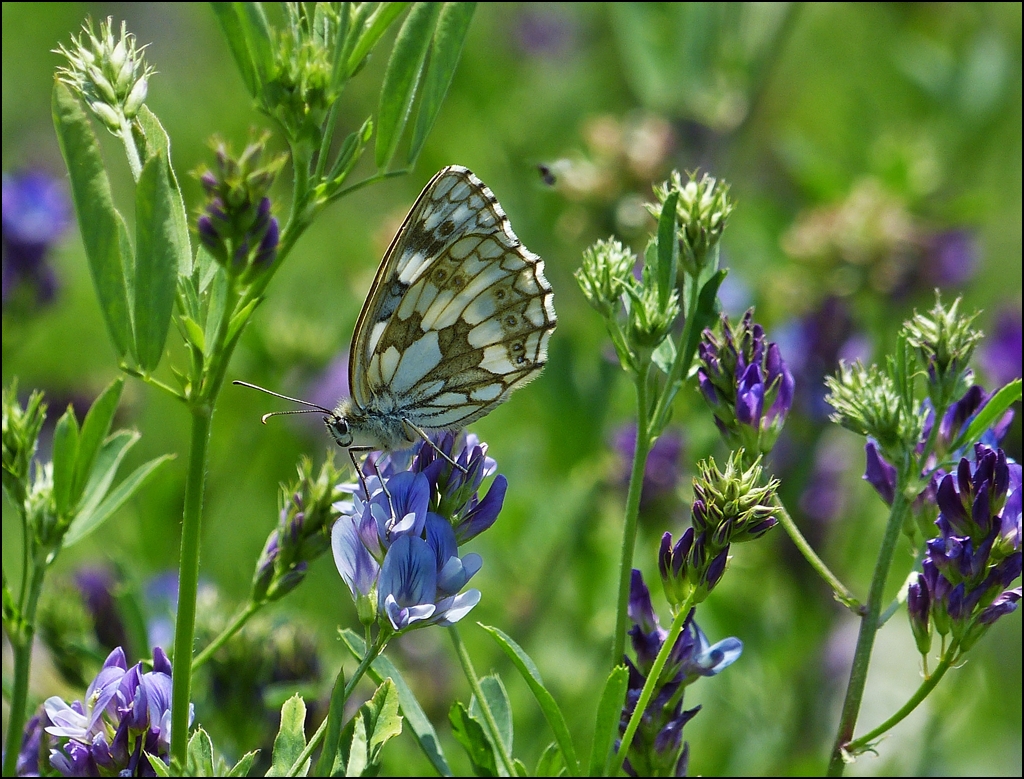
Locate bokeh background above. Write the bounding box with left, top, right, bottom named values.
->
left=3, top=3, right=1021, bottom=776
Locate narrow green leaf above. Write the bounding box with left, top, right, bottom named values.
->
left=652, top=335, right=677, bottom=376
left=266, top=695, right=308, bottom=777
left=535, top=742, right=566, bottom=777
left=134, top=150, right=181, bottom=371
left=73, top=430, right=137, bottom=524
left=328, top=116, right=373, bottom=187
left=64, top=454, right=174, bottom=547
left=211, top=3, right=260, bottom=96
left=656, top=190, right=679, bottom=311
left=237, top=2, right=277, bottom=88
left=52, top=406, right=80, bottom=517
left=680, top=269, right=727, bottom=379
left=513, top=758, right=529, bottom=777
left=469, top=674, right=513, bottom=767
left=225, top=298, right=260, bottom=347
left=71, top=378, right=123, bottom=508
left=408, top=2, right=476, bottom=164
left=226, top=750, right=260, bottom=777
left=375, top=2, right=441, bottom=170
left=480, top=625, right=578, bottom=775
left=52, top=82, right=133, bottom=358
left=186, top=727, right=215, bottom=776
left=956, top=378, right=1023, bottom=452
left=338, top=628, right=452, bottom=776
left=365, top=678, right=403, bottom=767
left=203, top=267, right=229, bottom=354
left=135, top=107, right=193, bottom=276
left=346, top=2, right=411, bottom=77
left=146, top=753, right=172, bottom=777
left=313, top=668, right=347, bottom=778
left=449, top=701, right=497, bottom=777
left=182, top=317, right=206, bottom=355
left=587, top=665, right=629, bottom=777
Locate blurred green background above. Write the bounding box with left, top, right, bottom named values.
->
left=3, top=3, right=1021, bottom=776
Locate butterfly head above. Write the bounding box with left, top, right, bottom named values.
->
left=325, top=412, right=353, bottom=447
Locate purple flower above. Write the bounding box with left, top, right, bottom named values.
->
left=41, top=647, right=188, bottom=777
left=620, top=570, right=741, bottom=777
left=697, top=310, right=794, bottom=455
left=922, top=229, right=977, bottom=288
left=978, top=308, right=1023, bottom=388
left=332, top=434, right=501, bottom=633
left=2, top=170, right=70, bottom=307
left=613, top=425, right=684, bottom=509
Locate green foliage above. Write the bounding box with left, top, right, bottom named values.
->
left=267, top=694, right=309, bottom=777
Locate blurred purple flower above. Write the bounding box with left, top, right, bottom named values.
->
left=2, top=170, right=70, bottom=307
left=514, top=7, right=578, bottom=58
left=614, top=424, right=684, bottom=509
left=799, top=438, right=852, bottom=523
left=978, top=308, right=1023, bottom=388
left=922, top=229, right=978, bottom=288
left=74, top=567, right=131, bottom=655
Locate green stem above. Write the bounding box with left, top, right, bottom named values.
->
left=611, top=595, right=695, bottom=777
left=613, top=364, right=653, bottom=666
left=169, top=405, right=213, bottom=767
left=826, top=479, right=912, bottom=776
left=314, top=102, right=341, bottom=182
left=286, top=635, right=387, bottom=776
left=650, top=273, right=701, bottom=435
left=846, top=640, right=960, bottom=755
left=191, top=600, right=261, bottom=671
left=449, top=626, right=516, bottom=778
left=775, top=498, right=863, bottom=614
left=2, top=563, right=46, bottom=779
left=120, top=119, right=143, bottom=181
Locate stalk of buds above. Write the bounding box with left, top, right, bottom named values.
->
left=195, top=135, right=285, bottom=281
left=648, top=171, right=733, bottom=280
left=660, top=452, right=779, bottom=608
left=55, top=17, right=154, bottom=134
left=904, top=296, right=983, bottom=411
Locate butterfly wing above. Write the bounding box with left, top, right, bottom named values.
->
left=349, top=165, right=556, bottom=428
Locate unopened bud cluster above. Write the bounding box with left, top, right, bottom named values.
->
left=825, top=361, right=921, bottom=459
left=660, top=452, right=779, bottom=607
left=903, top=296, right=982, bottom=410
left=196, top=136, right=285, bottom=280
left=251, top=455, right=343, bottom=604
left=55, top=17, right=153, bottom=133
left=649, top=171, right=733, bottom=278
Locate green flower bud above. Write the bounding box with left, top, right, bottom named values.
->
left=903, top=295, right=982, bottom=410
left=575, top=238, right=636, bottom=319
left=649, top=170, right=734, bottom=279
left=825, top=361, right=922, bottom=458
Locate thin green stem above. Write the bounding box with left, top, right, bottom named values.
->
left=314, top=102, right=341, bottom=182
left=327, top=168, right=410, bottom=206
left=650, top=274, right=701, bottom=434
left=2, top=562, right=46, bottom=778
left=285, top=634, right=387, bottom=777
left=169, top=405, right=212, bottom=767
left=119, top=119, right=143, bottom=181
left=846, top=640, right=960, bottom=755
left=611, top=595, right=695, bottom=777
left=119, top=364, right=187, bottom=402
left=449, top=626, right=516, bottom=778
left=775, top=497, right=863, bottom=614
left=826, top=478, right=912, bottom=776
left=613, top=364, right=653, bottom=666
left=191, top=601, right=261, bottom=671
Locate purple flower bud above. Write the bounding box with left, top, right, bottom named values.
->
left=863, top=440, right=897, bottom=505
left=252, top=215, right=279, bottom=270
left=978, top=586, right=1021, bottom=625
left=735, top=363, right=765, bottom=427
left=628, top=568, right=661, bottom=635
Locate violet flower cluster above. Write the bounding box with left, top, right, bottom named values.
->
left=698, top=310, right=795, bottom=458
left=2, top=170, right=70, bottom=308
left=332, top=433, right=506, bottom=633
left=28, top=647, right=190, bottom=777
left=908, top=445, right=1022, bottom=654
left=620, top=570, right=742, bottom=777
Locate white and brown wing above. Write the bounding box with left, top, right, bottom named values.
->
left=349, top=165, right=556, bottom=428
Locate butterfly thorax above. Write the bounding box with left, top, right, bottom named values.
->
left=326, top=396, right=418, bottom=452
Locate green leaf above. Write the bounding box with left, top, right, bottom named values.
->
left=236, top=2, right=277, bottom=89
left=135, top=107, right=193, bottom=276
left=956, top=378, right=1022, bottom=452
left=186, top=727, right=215, bottom=776
left=266, top=695, right=308, bottom=777
left=469, top=674, right=513, bottom=774
left=336, top=679, right=402, bottom=777
left=211, top=3, right=260, bottom=97
left=146, top=753, right=172, bottom=777
left=328, top=116, right=373, bottom=189
left=652, top=335, right=676, bottom=376
left=64, top=453, right=174, bottom=547
left=535, top=742, right=566, bottom=777
left=313, top=667, right=347, bottom=777
left=408, top=2, right=476, bottom=164
left=203, top=269, right=229, bottom=356
left=449, top=701, right=497, bottom=777
left=134, top=150, right=182, bottom=371
left=656, top=190, right=680, bottom=312
left=587, top=665, right=629, bottom=777
left=480, top=625, right=578, bottom=776
left=71, top=378, right=124, bottom=508
left=338, top=628, right=452, bottom=776
left=375, top=2, right=441, bottom=170
left=71, top=430, right=138, bottom=528
left=52, top=406, right=80, bottom=517
left=346, top=3, right=411, bottom=77
left=52, top=82, right=134, bottom=358
left=680, top=269, right=727, bottom=379
left=226, top=750, right=259, bottom=777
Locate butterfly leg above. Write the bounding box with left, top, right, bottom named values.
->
left=402, top=419, right=469, bottom=474
left=348, top=447, right=375, bottom=502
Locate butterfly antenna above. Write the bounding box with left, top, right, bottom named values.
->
left=259, top=408, right=329, bottom=425
left=232, top=380, right=334, bottom=415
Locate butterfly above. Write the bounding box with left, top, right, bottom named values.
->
left=237, top=165, right=556, bottom=467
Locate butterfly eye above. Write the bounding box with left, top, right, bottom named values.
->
left=327, top=417, right=352, bottom=447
